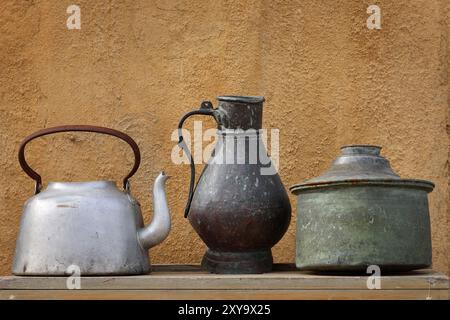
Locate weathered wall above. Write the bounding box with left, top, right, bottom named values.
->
left=0, top=0, right=448, bottom=275
left=442, top=0, right=450, bottom=276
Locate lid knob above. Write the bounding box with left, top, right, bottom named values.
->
left=341, top=145, right=381, bottom=156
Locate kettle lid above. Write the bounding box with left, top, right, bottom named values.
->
left=46, top=180, right=118, bottom=191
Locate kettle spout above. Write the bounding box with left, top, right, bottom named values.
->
left=138, top=172, right=171, bottom=250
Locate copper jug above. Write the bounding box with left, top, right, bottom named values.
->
left=178, top=96, right=291, bottom=274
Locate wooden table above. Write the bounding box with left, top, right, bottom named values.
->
left=0, top=265, right=448, bottom=300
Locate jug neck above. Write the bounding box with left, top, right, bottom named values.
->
left=217, top=96, right=264, bottom=130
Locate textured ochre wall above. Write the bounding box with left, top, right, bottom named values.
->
left=0, top=0, right=449, bottom=275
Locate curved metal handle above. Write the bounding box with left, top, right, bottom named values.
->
left=178, top=101, right=220, bottom=218
left=18, top=125, right=141, bottom=194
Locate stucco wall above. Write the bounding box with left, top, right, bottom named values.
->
left=0, top=0, right=449, bottom=275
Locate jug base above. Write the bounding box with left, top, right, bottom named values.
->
left=202, top=249, right=273, bottom=274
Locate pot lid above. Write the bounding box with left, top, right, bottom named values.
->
left=290, top=145, right=434, bottom=193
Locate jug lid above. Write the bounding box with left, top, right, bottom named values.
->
left=217, top=96, right=265, bottom=104
left=290, top=145, right=434, bottom=194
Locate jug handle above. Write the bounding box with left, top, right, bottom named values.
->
left=18, top=125, right=141, bottom=194
left=178, top=101, right=221, bottom=218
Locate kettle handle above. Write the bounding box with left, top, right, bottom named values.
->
left=178, top=101, right=221, bottom=218
left=18, top=125, right=141, bottom=194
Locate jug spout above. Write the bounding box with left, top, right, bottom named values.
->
left=138, top=172, right=171, bottom=250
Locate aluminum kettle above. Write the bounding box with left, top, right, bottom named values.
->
left=12, top=125, right=171, bottom=275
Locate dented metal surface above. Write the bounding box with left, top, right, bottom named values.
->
left=13, top=126, right=171, bottom=275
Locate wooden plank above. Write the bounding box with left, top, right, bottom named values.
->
left=1, top=275, right=447, bottom=290
left=0, top=266, right=447, bottom=291
left=0, top=289, right=448, bottom=300
left=0, top=265, right=447, bottom=300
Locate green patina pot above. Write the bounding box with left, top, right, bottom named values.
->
left=290, top=145, right=434, bottom=272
